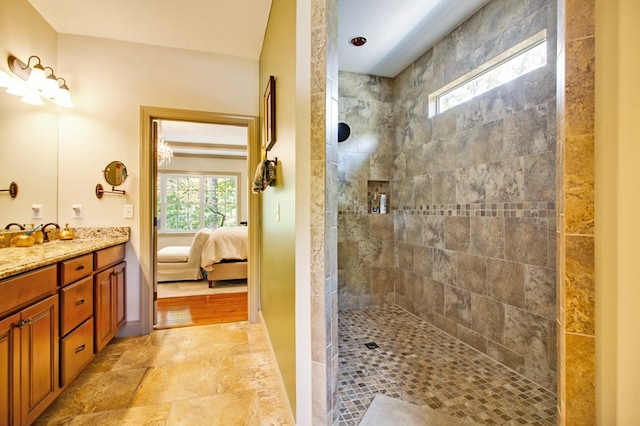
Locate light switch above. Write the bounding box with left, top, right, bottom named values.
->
left=124, top=204, right=134, bottom=219
left=72, top=204, right=83, bottom=219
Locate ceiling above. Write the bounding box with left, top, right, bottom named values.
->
left=338, top=0, right=490, bottom=77
left=159, top=120, right=248, bottom=159
left=27, top=0, right=490, bottom=147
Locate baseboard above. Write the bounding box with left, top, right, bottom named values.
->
left=258, top=310, right=296, bottom=424
left=118, top=320, right=141, bottom=337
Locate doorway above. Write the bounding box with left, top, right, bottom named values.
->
left=139, top=107, right=260, bottom=335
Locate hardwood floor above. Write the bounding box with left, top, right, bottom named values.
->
left=155, top=292, right=248, bottom=329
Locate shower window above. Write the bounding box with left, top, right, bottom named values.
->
left=157, top=172, right=238, bottom=232
left=429, top=30, right=547, bottom=117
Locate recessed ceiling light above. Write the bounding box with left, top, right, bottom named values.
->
left=350, top=36, right=367, bottom=47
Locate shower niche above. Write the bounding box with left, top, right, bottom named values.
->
left=367, top=180, right=390, bottom=214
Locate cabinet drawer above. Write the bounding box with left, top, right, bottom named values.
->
left=94, top=244, right=125, bottom=271
left=60, top=254, right=93, bottom=286
left=60, top=318, right=94, bottom=388
left=0, top=265, right=57, bottom=317
left=60, top=276, right=93, bottom=336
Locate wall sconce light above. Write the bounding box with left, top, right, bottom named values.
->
left=0, top=55, right=73, bottom=107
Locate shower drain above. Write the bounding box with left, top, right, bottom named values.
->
left=364, top=342, right=379, bottom=349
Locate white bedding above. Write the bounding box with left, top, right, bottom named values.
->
left=200, top=226, right=248, bottom=270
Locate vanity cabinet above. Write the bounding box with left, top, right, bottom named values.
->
left=0, top=266, right=59, bottom=426
left=0, top=241, right=126, bottom=425
left=93, top=244, right=126, bottom=353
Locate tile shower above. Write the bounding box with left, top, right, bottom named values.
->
left=337, top=0, right=557, bottom=422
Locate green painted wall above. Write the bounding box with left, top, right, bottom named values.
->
left=259, top=0, right=298, bottom=413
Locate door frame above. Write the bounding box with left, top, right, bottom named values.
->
left=139, top=106, right=260, bottom=334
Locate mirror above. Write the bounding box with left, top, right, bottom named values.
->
left=104, top=161, right=128, bottom=186
left=0, top=92, right=59, bottom=229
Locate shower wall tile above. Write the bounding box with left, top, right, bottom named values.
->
left=525, top=265, right=556, bottom=320
left=431, top=171, right=457, bottom=204
left=433, top=249, right=456, bottom=287
left=413, top=175, right=434, bottom=206
left=424, top=216, right=445, bottom=249
left=403, top=215, right=424, bottom=245
left=487, top=258, right=525, bottom=308
left=445, top=286, right=473, bottom=327
left=413, top=245, right=434, bottom=277
left=369, top=214, right=394, bottom=241
left=565, top=37, right=595, bottom=137
left=469, top=217, right=505, bottom=259
left=444, top=216, right=470, bottom=252
left=423, top=279, right=445, bottom=315
left=504, top=305, right=551, bottom=364
left=565, top=134, right=594, bottom=235
left=503, top=106, right=549, bottom=158
left=457, top=324, right=487, bottom=353
left=456, top=164, right=487, bottom=203
left=505, top=217, right=550, bottom=267
left=564, top=235, right=594, bottom=335
left=565, top=333, right=595, bottom=423
left=472, top=294, right=505, bottom=342
left=485, top=158, right=525, bottom=202
left=397, top=242, right=414, bottom=271
left=524, top=152, right=556, bottom=201
left=457, top=253, right=487, bottom=294
left=487, top=339, right=526, bottom=373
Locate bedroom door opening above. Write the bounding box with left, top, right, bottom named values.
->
left=139, top=107, right=260, bottom=333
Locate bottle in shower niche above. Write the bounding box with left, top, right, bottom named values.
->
left=379, top=192, right=387, bottom=214
left=371, top=192, right=380, bottom=213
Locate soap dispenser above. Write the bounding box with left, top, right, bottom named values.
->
left=60, top=223, right=75, bottom=240
left=371, top=191, right=380, bottom=213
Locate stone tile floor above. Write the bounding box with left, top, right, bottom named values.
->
left=338, top=305, right=557, bottom=425
left=36, top=321, right=293, bottom=425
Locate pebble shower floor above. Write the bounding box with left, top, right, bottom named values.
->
left=338, top=305, right=557, bottom=425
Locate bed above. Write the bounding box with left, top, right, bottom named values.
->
left=200, top=226, right=248, bottom=288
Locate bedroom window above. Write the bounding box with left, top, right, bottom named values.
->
left=429, top=30, right=547, bottom=117
left=157, top=173, right=238, bottom=232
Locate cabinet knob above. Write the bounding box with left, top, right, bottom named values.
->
left=75, top=344, right=86, bottom=353
left=75, top=299, right=86, bottom=306
left=75, top=265, right=85, bottom=271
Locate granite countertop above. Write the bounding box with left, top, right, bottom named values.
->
left=0, top=227, right=130, bottom=280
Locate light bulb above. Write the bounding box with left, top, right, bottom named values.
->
left=26, top=63, right=46, bottom=90
left=43, top=75, right=60, bottom=99
left=21, top=88, right=43, bottom=105
left=54, top=84, right=73, bottom=107
left=0, top=70, right=10, bottom=88
left=5, top=77, right=26, bottom=96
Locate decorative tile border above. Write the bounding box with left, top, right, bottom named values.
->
left=340, top=202, right=555, bottom=217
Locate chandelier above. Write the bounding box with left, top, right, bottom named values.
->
left=157, top=121, right=173, bottom=166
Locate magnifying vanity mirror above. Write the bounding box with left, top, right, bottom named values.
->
left=104, top=161, right=128, bottom=186
left=96, top=161, right=128, bottom=199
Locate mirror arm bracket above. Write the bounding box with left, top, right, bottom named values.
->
left=0, top=182, right=18, bottom=198
left=95, top=183, right=126, bottom=199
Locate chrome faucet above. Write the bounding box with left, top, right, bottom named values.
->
left=42, top=222, right=60, bottom=242
left=4, top=223, right=25, bottom=230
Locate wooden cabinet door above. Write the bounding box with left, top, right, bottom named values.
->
left=20, top=295, right=59, bottom=425
left=94, top=269, right=115, bottom=353
left=0, top=313, right=20, bottom=426
left=113, top=262, right=126, bottom=334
